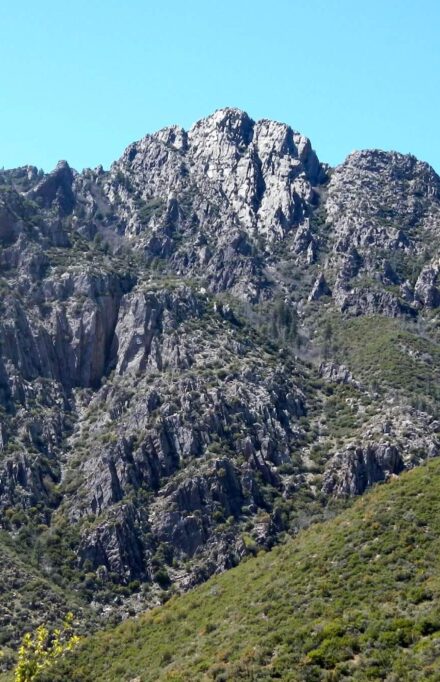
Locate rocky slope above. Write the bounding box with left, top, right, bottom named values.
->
left=1, top=108, right=440, bottom=663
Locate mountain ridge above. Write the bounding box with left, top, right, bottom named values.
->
left=1, top=108, right=440, bottom=673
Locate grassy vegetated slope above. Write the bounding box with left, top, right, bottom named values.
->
left=318, top=313, right=440, bottom=406
left=37, top=457, right=440, bottom=681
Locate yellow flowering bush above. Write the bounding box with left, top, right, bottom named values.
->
left=14, top=613, right=80, bottom=682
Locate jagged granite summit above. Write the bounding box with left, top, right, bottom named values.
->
left=1, top=108, right=440, bottom=654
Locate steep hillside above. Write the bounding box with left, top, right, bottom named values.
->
left=1, top=108, right=440, bottom=665
left=32, top=457, right=440, bottom=681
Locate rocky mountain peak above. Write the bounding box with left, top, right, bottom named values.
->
left=26, top=159, right=75, bottom=215
left=100, top=108, right=325, bottom=300
left=188, top=107, right=255, bottom=148
left=2, top=109, right=440, bottom=659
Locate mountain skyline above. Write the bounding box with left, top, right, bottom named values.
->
left=1, top=1, right=439, bottom=173
left=3, top=105, right=440, bottom=178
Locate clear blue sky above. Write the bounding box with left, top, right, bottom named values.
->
left=1, top=0, right=439, bottom=173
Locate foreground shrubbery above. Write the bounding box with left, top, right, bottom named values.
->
left=14, top=614, right=80, bottom=682
left=25, top=457, right=440, bottom=681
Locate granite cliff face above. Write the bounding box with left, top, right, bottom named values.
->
left=1, top=108, right=440, bottom=654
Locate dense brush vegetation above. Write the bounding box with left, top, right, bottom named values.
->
left=315, top=312, right=440, bottom=409
left=12, top=457, right=440, bottom=682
